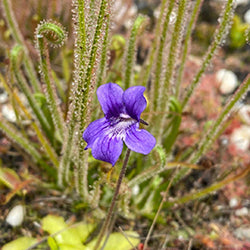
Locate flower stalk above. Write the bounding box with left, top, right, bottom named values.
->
left=94, top=149, right=131, bottom=250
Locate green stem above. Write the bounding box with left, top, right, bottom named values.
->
left=176, top=0, right=204, bottom=97
left=0, top=120, right=41, bottom=163
left=190, top=74, right=250, bottom=163
left=165, top=166, right=249, bottom=208
left=162, top=0, right=187, bottom=106
left=153, top=0, right=175, bottom=111
left=59, top=0, right=88, bottom=186
left=128, top=161, right=201, bottom=188
left=181, top=0, right=235, bottom=108
left=36, top=22, right=66, bottom=140
left=143, top=169, right=176, bottom=250
left=172, top=74, right=250, bottom=187
left=96, top=11, right=110, bottom=89
left=124, top=15, right=147, bottom=89
left=139, top=0, right=168, bottom=88
left=2, top=0, right=41, bottom=92
left=94, top=149, right=131, bottom=250
left=76, top=0, right=109, bottom=198
left=1, top=74, right=59, bottom=168
left=10, top=45, right=52, bottom=139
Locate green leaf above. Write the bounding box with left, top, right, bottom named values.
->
left=0, top=167, right=21, bottom=189
left=2, top=237, right=37, bottom=250
left=153, top=145, right=167, bottom=167
left=42, top=215, right=95, bottom=249
left=163, top=96, right=182, bottom=153
left=73, top=223, right=96, bottom=242
left=86, top=231, right=140, bottom=250
left=42, top=214, right=67, bottom=233
left=47, top=236, right=59, bottom=250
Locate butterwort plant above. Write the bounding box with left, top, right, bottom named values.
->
left=83, top=82, right=156, bottom=166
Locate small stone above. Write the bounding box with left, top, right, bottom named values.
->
left=244, top=9, right=250, bottom=24
left=235, top=207, right=248, bottom=216
left=229, top=198, right=238, bottom=208
left=235, top=0, right=249, bottom=6
left=0, top=90, right=8, bottom=103
left=234, top=227, right=250, bottom=240
left=216, top=69, right=238, bottom=95
left=132, top=185, right=140, bottom=195
left=230, top=125, right=250, bottom=151
left=238, top=105, right=250, bottom=125
left=6, top=205, right=25, bottom=227
left=2, top=105, right=16, bottom=122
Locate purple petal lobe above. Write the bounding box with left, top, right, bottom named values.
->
left=92, top=134, right=123, bottom=166
left=83, top=117, right=109, bottom=148
left=97, top=83, right=124, bottom=118
left=124, top=124, right=156, bottom=154
left=123, top=86, right=147, bottom=121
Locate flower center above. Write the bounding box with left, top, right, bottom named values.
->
left=108, top=113, right=137, bottom=139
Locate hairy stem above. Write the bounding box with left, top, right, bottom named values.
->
left=166, top=166, right=249, bottom=208
left=36, top=21, right=66, bottom=141
left=157, top=0, right=187, bottom=142
left=1, top=74, right=59, bottom=168
left=124, top=15, right=147, bottom=89
left=143, top=168, right=177, bottom=250
left=153, top=0, right=175, bottom=111
left=139, top=0, right=168, bottom=88
left=190, top=74, right=250, bottom=163
left=181, top=0, right=235, bottom=108
left=0, top=118, right=41, bottom=161
left=175, top=0, right=204, bottom=97
left=172, top=74, right=250, bottom=187
left=10, top=45, right=52, bottom=139
left=58, top=0, right=87, bottom=186
left=94, top=149, right=131, bottom=250
left=2, top=0, right=41, bottom=92
left=77, top=0, right=109, bottom=198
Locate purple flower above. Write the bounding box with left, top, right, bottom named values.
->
left=83, top=83, right=156, bottom=166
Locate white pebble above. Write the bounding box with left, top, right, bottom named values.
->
left=235, top=0, right=249, bottom=6
left=216, top=69, right=238, bottom=95
left=132, top=185, right=140, bottom=195
left=6, top=205, right=25, bottom=227
left=235, top=207, right=248, bottom=216
left=230, top=125, right=250, bottom=151
left=229, top=198, right=238, bottom=208
left=234, top=227, right=250, bottom=240
left=2, top=105, right=16, bottom=122
left=238, top=105, right=250, bottom=125
left=0, top=91, right=8, bottom=103
left=244, top=9, right=250, bottom=24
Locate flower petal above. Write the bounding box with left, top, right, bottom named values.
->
left=123, top=86, right=147, bottom=121
left=83, top=117, right=109, bottom=148
left=92, top=134, right=123, bottom=166
left=97, top=83, right=125, bottom=118
left=124, top=124, right=156, bottom=154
